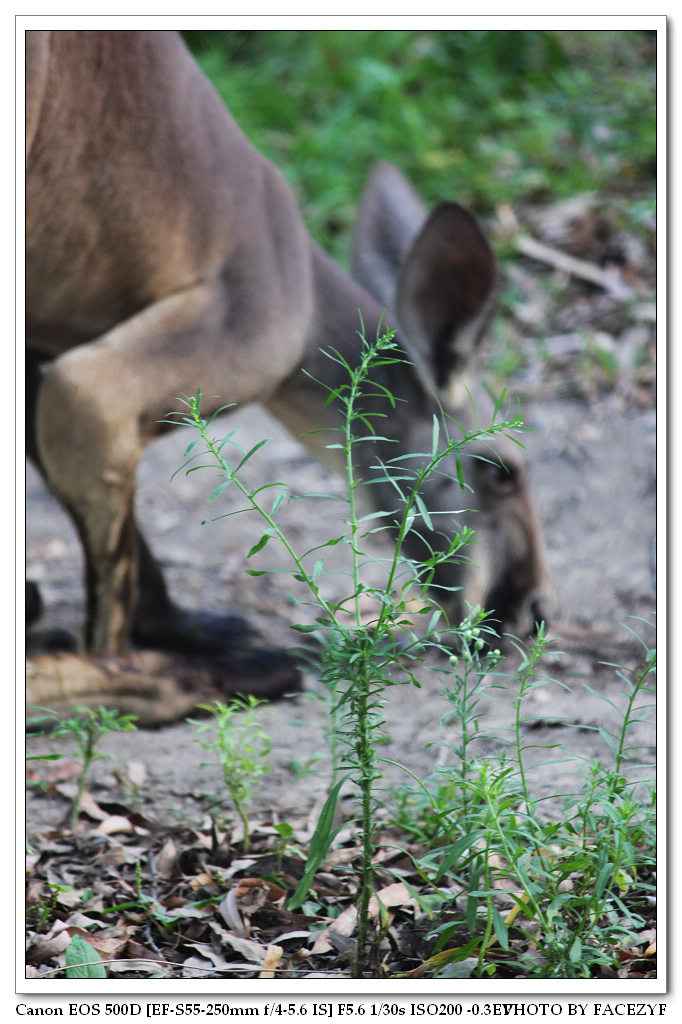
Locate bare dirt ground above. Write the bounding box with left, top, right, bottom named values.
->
left=25, top=378, right=657, bottom=837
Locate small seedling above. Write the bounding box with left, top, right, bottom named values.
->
left=189, top=696, right=272, bottom=851
left=285, top=754, right=321, bottom=779
left=271, top=821, right=296, bottom=873
left=31, top=881, right=75, bottom=932
left=53, top=706, right=138, bottom=830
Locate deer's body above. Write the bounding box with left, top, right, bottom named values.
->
left=26, top=30, right=552, bottom=684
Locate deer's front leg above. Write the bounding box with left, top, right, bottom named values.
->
left=33, top=285, right=231, bottom=654
left=36, top=344, right=143, bottom=653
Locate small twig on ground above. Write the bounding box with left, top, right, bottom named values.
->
left=516, top=234, right=633, bottom=300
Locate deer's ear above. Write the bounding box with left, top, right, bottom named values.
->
left=351, top=162, right=427, bottom=313
left=396, top=201, right=499, bottom=409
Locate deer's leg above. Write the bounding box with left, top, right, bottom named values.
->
left=34, top=281, right=304, bottom=656
left=30, top=354, right=251, bottom=651
left=131, top=530, right=257, bottom=653
left=36, top=349, right=140, bottom=652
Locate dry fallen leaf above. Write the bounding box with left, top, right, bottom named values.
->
left=235, top=876, right=286, bottom=909
left=77, top=791, right=109, bottom=821
left=154, top=838, right=177, bottom=878
left=64, top=925, right=130, bottom=961
left=370, top=881, right=411, bottom=911
left=219, top=889, right=246, bottom=936
left=29, top=925, right=72, bottom=962
left=95, top=815, right=135, bottom=836
left=259, top=944, right=283, bottom=978
left=125, top=761, right=147, bottom=787
left=220, top=932, right=268, bottom=964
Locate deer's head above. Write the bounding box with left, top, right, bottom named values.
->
left=352, top=163, right=554, bottom=640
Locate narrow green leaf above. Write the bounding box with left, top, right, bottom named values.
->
left=493, top=388, right=507, bottom=421
left=569, top=934, right=583, bottom=963
left=205, top=401, right=236, bottom=424
left=207, top=479, right=231, bottom=503
left=414, top=492, right=434, bottom=531
left=433, top=935, right=482, bottom=966
left=403, top=513, right=416, bottom=536
left=270, top=486, right=289, bottom=515
left=455, top=454, right=465, bottom=490
left=583, top=683, right=620, bottom=713
left=357, top=509, right=396, bottom=522
left=491, top=906, right=509, bottom=950
left=247, top=532, right=272, bottom=558
left=425, top=607, right=443, bottom=634
left=234, top=438, right=270, bottom=473
left=597, top=725, right=618, bottom=756
left=595, top=860, right=614, bottom=897
left=287, top=779, right=347, bottom=910
left=431, top=414, right=440, bottom=458
left=311, top=558, right=325, bottom=581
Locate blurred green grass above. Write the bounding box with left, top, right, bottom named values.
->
left=184, top=29, right=656, bottom=265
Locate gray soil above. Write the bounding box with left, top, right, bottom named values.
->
left=25, top=387, right=657, bottom=837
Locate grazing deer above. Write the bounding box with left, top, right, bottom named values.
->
left=26, top=30, right=553, bottom=711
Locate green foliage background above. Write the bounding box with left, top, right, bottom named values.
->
left=184, top=29, right=656, bottom=264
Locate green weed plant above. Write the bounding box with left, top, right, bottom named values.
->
left=189, top=696, right=272, bottom=852
left=170, top=327, right=525, bottom=976
left=52, top=706, right=138, bottom=831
